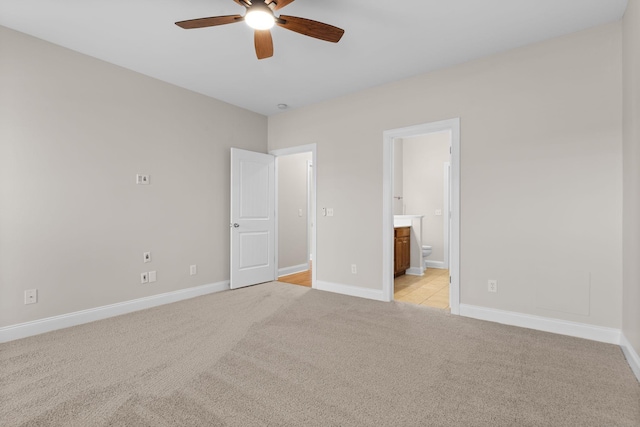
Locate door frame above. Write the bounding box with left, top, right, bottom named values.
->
left=382, top=118, right=460, bottom=314
left=443, top=161, right=451, bottom=269
left=307, top=159, right=314, bottom=264
left=270, top=144, right=318, bottom=289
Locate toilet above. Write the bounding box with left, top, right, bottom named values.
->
left=422, top=245, right=432, bottom=269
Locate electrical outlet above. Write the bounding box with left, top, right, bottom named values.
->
left=351, top=264, right=357, bottom=274
left=190, top=265, right=197, bottom=275
left=488, top=280, right=498, bottom=293
left=136, top=174, right=150, bottom=185
left=143, top=251, right=151, bottom=263
left=435, top=209, right=442, bottom=216
left=141, top=272, right=148, bottom=284
left=148, top=271, right=157, bottom=283
left=327, top=208, right=334, bottom=217
left=24, top=289, right=37, bottom=305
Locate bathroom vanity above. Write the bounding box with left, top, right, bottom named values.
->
left=393, top=215, right=425, bottom=277
left=394, top=227, right=411, bottom=276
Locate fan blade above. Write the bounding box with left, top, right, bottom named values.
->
left=254, top=30, right=274, bottom=59
left=175, top=15, right=243, bottom=29
left=277, top=15, right=344, bottom=43
left=232, top=0, right=250, bottom=7
left=268, top=0, right=295, bottom=10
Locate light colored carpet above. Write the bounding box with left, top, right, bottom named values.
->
left=2, top=282, right=639, bottom=426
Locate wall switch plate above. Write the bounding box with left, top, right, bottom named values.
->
left=327, top=208, right=334, bottom=217
left=24, top=289, right=37, bottom=305
left=148, top=271, right=157, bottom=283
left=488, top=280, right=498, bottom=293
left=136, top=174, right=150, bottom=185
left=298, top=208, right=303, bottom=217
left=435, top=209, right=442, bottom=216
left=351, top=264, right=357, bottom=274
left=190, top=265, right=197, bottom=276
left=141, top=272, right=148, bottom=284
left=143, top=251, right=151, bottom=263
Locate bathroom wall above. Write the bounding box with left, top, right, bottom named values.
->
left=393, top=139, right=404, bottom=215
left=402, top=132, right=451, bottom=266
left=277, top=152, right=312, bottom=274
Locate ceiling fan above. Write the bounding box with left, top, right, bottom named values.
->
left=175, top=0, right=345, bottom=60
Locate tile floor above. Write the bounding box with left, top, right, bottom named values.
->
left=394, top=268, right=450, bottom=310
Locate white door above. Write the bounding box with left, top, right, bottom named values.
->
left=230, top=148, right=276, bottom=289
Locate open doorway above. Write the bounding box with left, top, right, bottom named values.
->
left=382, top=119, right=460, bottom=314
left=393, top=132, right=452, bottom=308
left=270, top=144, right=317, bottom=288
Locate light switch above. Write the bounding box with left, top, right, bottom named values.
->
left=298, top=209, right=303, bottom=217
left=435, top=209, right=442, bottom=216
left=327, top=208, right=334, bottom=217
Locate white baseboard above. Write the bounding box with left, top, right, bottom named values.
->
left=0, top=281, right=230, bottom=343
left=316, top=280, right=386, bottom=302
left=277, top=263, right=309, bottom=278
left=458, top=304, right=621, bottom=345
left=621, top=333, right=640, bottom=383
left=406, top=267, right=424, bottom=276
left=426, top=261, right=445, bottom=269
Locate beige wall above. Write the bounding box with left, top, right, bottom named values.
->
left=623, top=1, right=640, bottom=355
left=269, top=23, right=623, bottom=328
left=0, top=27, right=268, bottom=327
left=402, top=132, right=450, bottom=264
left=277, top=152, right=311, bottom=271
left=0, top=17, right=630, bottom=338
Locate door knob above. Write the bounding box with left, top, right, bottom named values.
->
left=232, top=223, right=240, bottom=228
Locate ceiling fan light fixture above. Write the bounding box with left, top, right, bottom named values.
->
left=175, top=0, right=345, bottom=60
left=245, top=7, right=275, bottom=30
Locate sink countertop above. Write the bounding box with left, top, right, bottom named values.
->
left=394, top=215, right=424, bottom=228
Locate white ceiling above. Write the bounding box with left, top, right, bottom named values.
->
left=0, top=0, right=628, bottom=116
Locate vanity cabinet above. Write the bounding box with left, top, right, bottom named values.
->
left=394, top=227, right=411, bottom=277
